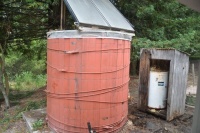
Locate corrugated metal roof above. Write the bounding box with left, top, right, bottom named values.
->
left=64, top=0, right=134, bottom=33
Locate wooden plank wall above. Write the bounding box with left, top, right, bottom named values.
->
left=167, top=51, right=189, bottom=120
left=137, top=49, right=151, bottom=111
left=191, top=63, right=200, bottom=133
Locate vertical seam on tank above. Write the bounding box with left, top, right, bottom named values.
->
left=109, top=39, right=111, bottom=123
left=78, top=38, right=83, bottom=129
left=115, top=39, right=119, bottom=132
left=122, top=40, right=125, bottom=116
left=100, top=38, right=102, bottom=125
left=57, top=39, right=60, bottom=131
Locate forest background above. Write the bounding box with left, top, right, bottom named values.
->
left=0, top=0, right=199, bottom=108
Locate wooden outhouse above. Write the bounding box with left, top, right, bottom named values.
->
left=138, top=48, right=189, bottom=121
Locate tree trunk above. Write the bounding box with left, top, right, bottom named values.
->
left=0, top=44, right=10, bottom=108
left=4, top=70, right=9, bottom=95
left=0, top=66, right=10, bottom=108
left=0, top=44, right=9, bottom=95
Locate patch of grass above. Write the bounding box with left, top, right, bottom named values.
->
left=0, top=112, right=11, bottom=124
left=0, top=100, right=46, bottom=125
left=32, top=119, right=44, bottom=130
left=0, top=112, right=12, bottom=125
left=186, top=95, right=196, bottom=106
left=12, top=100, right=46, bottom=122
left=9, top=91, right=34, bottom=101
left=22, top=100, right=46, bottom=111
left=13, top=71, right=46, bottom=91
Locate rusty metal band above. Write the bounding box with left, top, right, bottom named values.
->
left=47, top=114, right=127, bottom=133
left=46, top=79, right=129, bottom=96
left=47, top=63, right=130, bottom=74
left=47, top=47, right=131, bottom=54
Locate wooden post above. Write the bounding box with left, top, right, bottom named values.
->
left=129, top=46, right=134, bottom=75
left=192, top=63, right=195, bottom=86
left=137, top=49, right=151, bottom=111
left=191, top=62, right=200, bottom=133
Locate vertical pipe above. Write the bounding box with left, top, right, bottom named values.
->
left=191, top=63, right=200, bottom=133
left=63, top=4, right=66, bottom=29
left=60, top=0, right=63, bottom=30
left=192, top=63, right=195, bottom=86
left=87, top=122, right=92, bottom=133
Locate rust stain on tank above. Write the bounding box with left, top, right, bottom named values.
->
left=46, top=30, right=132, bottom=133
left=52, top=82, right=57, bottom=93
left=74, top=78, right=79, bottom=110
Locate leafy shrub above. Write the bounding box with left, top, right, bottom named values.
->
left=5, top=39, right=47, bottom=79
left=32, top=119, right=44, bottom=130
left=24, top=100, right=46, bottom=111
left=14, top=71, right=46, bottom=91
left=132, top=31, right=197, bottom=61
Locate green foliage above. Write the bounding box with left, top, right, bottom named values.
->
left=186, top=95, right=196, bottom=106
left=4, top=39, right=47, bottom=91
left=16, top=100, right=46, bottom=119
left=190, top=56, right=200, bottom=60
left=119, top=0, right=200, bottom=40
left=23, top=100, right=46, bottom=111
left=0, top=112, right=10, bottom=124
left=0, top=0, right=49, bottom=50
left=115, top=0, right=200, bottom=60
left=132, top=31, right=198, bottom=60
left=9, top=91, right=34, bottom=101
left=32, top=119, right=44, bottom=130
left=14, top=71, right=46, bottom=91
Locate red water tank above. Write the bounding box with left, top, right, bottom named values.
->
left=46, top=30, right=132, bottom=133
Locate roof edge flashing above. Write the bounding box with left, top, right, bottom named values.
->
left=76, top=23, right=135, bottom=33
left=47, top=30, right=135, bottom=41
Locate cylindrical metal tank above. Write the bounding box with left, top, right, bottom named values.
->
left=148, top=71, right=168, bottom=109
left=46, top=30, right=132, bottom=133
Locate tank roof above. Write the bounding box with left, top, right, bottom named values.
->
left=47, top=30, right=134, bottom=41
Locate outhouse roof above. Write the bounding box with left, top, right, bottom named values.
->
left=146, top=48, right=190, bottom=56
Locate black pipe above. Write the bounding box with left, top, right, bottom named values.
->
left=87, top=122, right=96, bottom=133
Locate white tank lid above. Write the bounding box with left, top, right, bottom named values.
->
left=47, top=30, right=134, bottom=41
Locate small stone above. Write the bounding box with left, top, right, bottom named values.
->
left=128, top=115, right=136, bottom=120
left=173, top=122, right=178, bottom=126
left=128, top=93, right=131, bottom=99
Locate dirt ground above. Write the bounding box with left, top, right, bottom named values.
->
left=0, top=87, right=46, bottom=133
left=127, top=76, right=194, bottom=133
left=0, top=76, right=195, bottom=133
